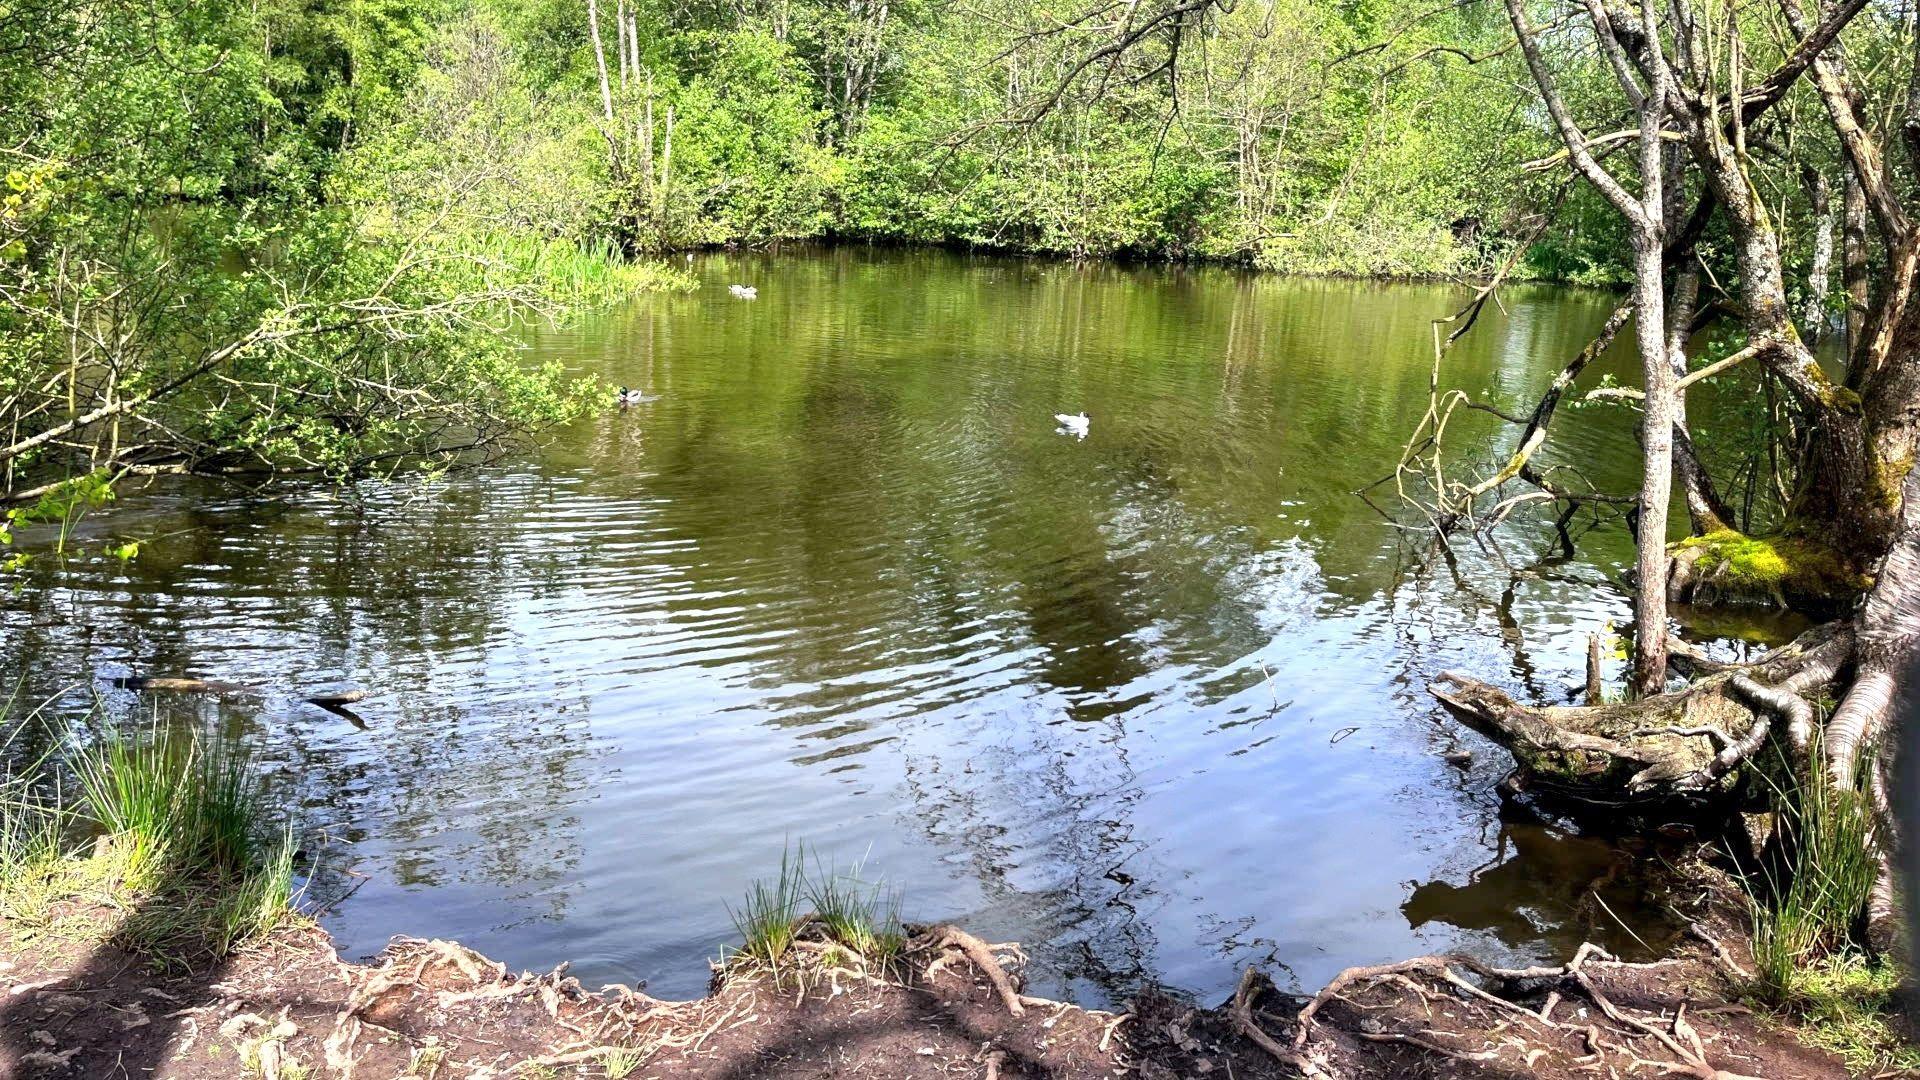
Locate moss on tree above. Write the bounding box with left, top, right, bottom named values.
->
left=1669, top=529, right=1870, bottom=611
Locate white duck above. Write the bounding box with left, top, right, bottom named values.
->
left=728, top=284, right=758, bottom=299
left=1054, top=412, right=1090, bottom=439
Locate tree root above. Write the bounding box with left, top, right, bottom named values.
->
left=911, top=925, right=1025, bottom=1016
left=1229, top=967, right=1331, bottom=1079
left=1685, top=921, right=1751, bottom=980
left=1431, top=621, right=1850, bottom=805
left=1278, top=943, right=1767, bottom=1079
left=1727, top=673, right=1813, bottom=761
left=1356, top=1029, right=1498, bottom=1062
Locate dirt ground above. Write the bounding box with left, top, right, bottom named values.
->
left=0, top=868, right=1876, bottom=1079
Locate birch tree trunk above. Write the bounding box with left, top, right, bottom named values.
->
left=1845, top=171, right=1869, bottom=358
left=586, top=0, right=614, bottom=123
left=1803, top=170, right=1835, bottom=342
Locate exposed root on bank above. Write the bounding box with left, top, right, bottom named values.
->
left=1230, top=967, right=1330, bottom=1078
left=910, top=923, right=1028, bottom=1016
left=1251, top=926, right=1788, bottom=1079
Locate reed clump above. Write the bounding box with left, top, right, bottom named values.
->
left=1742, top=745, right=1915, bottom=1073
left=468, top=233, right=696, bottom=305
left=725, top=845, right=905, bottom=981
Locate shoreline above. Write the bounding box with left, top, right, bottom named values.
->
left=679, top=235, right=1634, bottom=292
left=0, top=849, right=1860, bottom=1078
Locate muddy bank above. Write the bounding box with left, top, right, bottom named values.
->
left=0, top=854, right=1863, bottom=1080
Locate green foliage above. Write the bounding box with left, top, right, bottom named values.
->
left=1522, top=186, right=1637, bottom=286
left=658, top=30, right=841, bottom=246
left=475, top=0, right=1560, bottom=275
left=0, top=471, right=117, bottom=574
left=0, top=0, right=627, bottom=516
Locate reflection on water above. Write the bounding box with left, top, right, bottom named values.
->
left=1403, top=819, right=1682, bottom=959
left=1, top=248, right=1751, bottom=1004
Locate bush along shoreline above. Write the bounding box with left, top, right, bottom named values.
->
left=0, top=715, right=1902, bottom=1079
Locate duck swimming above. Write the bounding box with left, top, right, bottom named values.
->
left=1054, top=412, right=1090, bottom=439
left=617, top=387, right=647, bottom=407
left=728, top=284, right=758, bottom=299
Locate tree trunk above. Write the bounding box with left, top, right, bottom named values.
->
left=586, top=0, right=615, bottom=124
left=1828, top=352, right=1920, bottom=783
left=1845, top=171, right=1870, bottom=361
left=1667, top=268, right=1734, bottom=535
left=1804, top=170, right=1835, bottom=342
left=1633, top=238, right=1675, bottom=698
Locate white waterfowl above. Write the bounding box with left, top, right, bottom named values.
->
left=1054, top=412, right=1090, bottom=439
left=617, top=386, right=647, bottom=407
left=728, top=284, right=758, bottom=299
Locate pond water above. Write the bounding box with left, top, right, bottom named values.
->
left=3, top=248, right=1761, bottom=1005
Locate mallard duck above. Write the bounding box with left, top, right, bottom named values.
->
left=728, top=284, right=758, bottom=299
left=1054, top=412, right=1090, bottom=439
left=617, top=387, right=647, bottom=407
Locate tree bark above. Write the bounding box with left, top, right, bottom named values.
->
left=1502, top=0, right=1674, bottom=695
left=1845, top=170, right=1870, bottom=365
left=1828, top=385, right=1920, bottom=786
left=1633, top=238, right=1676, bottom=697
left=1803, top=169, right=1835, bottom=343
left=1667, top=268, right=1733, bottom=535
left=1433, top=622, right=1854, bottom=806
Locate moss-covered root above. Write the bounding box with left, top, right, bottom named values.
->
left=1668, top=529, right=1871, bottom=612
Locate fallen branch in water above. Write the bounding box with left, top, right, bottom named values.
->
left=116, top=675, right=367, bottom=711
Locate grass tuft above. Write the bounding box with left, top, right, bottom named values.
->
left=1738, top=744, right=1917, bottom=1073
left=805, top=853, right=905, bottom=967
left=70, top=724, right=261, bottom=883
left=599, top=1045, right=643, bottom=1078
left=0, top=705, right=301, bottom=966
left=725, top=845, right=806, bottom=969
left=725, top=844, right=906, bottom=979
left=0, top=751, right=63, bottom=903
left=467, top=233, right=696, bottom=307
left=1745, top=748, right=1878, bottom=1005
